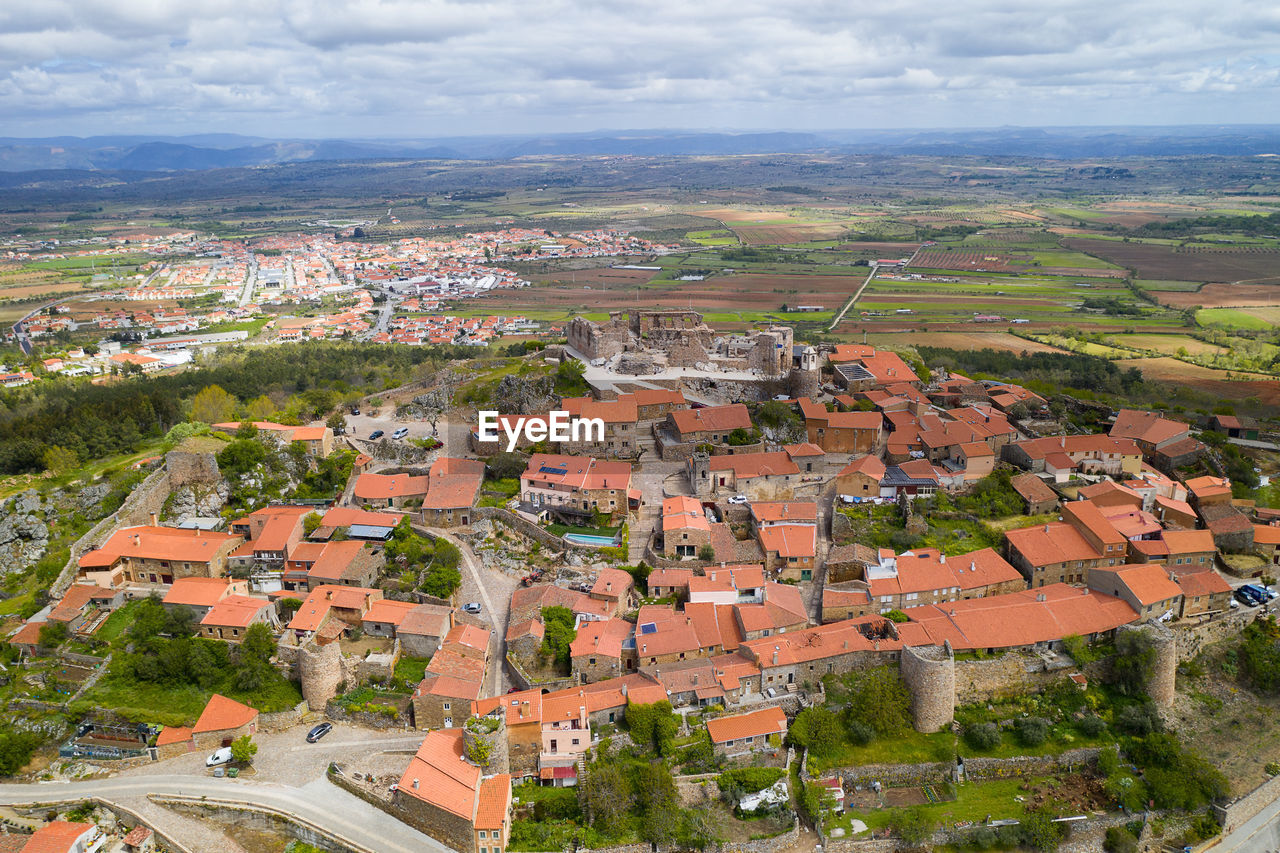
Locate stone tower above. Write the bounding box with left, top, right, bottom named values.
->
left=1119, top=622, right=1177, bottom=709
left=299, top=637, right=344, bottom=712
left=900, top=643, right=956, bottom=733
left=689, top=451, right=712, bottom=497
left=789, top=345, right=821, bottom=399
left=463, top=711, right=510, bottom=775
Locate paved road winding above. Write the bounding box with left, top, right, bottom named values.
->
left=0, top=775, right=449, bottom=853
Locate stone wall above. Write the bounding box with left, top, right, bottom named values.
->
left=54, top=465, right=172, bottom=597
left=165, top=449, right=221, bottom=486
left=1214, top=767, right=1280, bottom=836
left=300, top=639, right=345, bottom=712
left=718, top=818, right=800, bottom=853
left=258, top=701, right=308, bottom=733
left=471, top=506, right=593, bottom=553
left=963, top=748, right=1099, bottom=781
left=154, top=795, right=370, bottom=853
left=1117, top=622, right=1176, bottom=708
left=900, top=644, right=954, bottom=733
left=840, top=761, right=952, bottom=789
left=1173, top=609, right=1254, bottom=663
left=953, top=651, right=1072, bottom=706
left=325, top=700, right=410, bottom=729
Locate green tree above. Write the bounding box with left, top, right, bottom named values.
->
left=42, top=445, right=78, bottom=475
left=0, top=732, right=43, bottom=776
left=239, top=623, right=276, bottom=666
left=303, top=512, right=323, bottom=537
left=1110, top=630, right=1157, bottom=696
left=420, top=565, right=462, bottom=598
left=889, top=807, right=935, bottom=847
left=38, top=620, right=69, bottom=648
left=633, top=761, right=681, bottom=844
left=698, top=543, right=716, bottom=561
left=827, top=665, right=912, bottom=736
left=485, top=452, right=527, bottom=480
left=230, top=734, right=258, bottom=764
left=540, top=606, right=577, bottom=667
left=244, top=394, right=277, bottom=422
left=217, top=439, right=266, bottom=477
left=1019, top=808, right=1064, bottom=852
left=579, top=761, right=632, bottom=835
left=788, top=707, right=845, bottom=757
left=191, top=384, right=238, bottom=424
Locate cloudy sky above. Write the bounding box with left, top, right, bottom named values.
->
left=2, top=0, right=1278, bottom=138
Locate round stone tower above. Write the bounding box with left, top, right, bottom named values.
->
left=299, top=637, right=344, bottom=712
left=900, top=642, right=956, bottom=733
left=789, top=346, right=821, bottom=399
left=463, top=712, right=509, bottom=774
left=1119, top=622, right=1177, bottom=709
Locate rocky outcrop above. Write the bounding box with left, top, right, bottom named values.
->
left=0, top=491, right=50, bottom=576
left=164, top=481, right=231, bottom=522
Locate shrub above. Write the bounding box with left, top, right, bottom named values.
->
left=888, top=807, right=935, bottom=847
left=717, top=767, right=785, bottom=796
left=1077, top=714, right=1107, bottom=737
left=1015, top=717, right=1050, bottom=747
left=1104, top=826, right=1139, bottom=853
left=846, top=721, right=875, bottom=746
left=1116, top=703, right=1160, bottom=737
left=964, top=722, right=1001, bottom=751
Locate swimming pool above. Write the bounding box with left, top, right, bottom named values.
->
left=564, top=532, right=619, bottom=547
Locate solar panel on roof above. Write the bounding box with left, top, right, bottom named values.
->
left=539, top=465, right=568, bottom=475
left=639, top=622, right=657, bottom=635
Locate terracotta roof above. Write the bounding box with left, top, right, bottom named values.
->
left=591, top=568, right=633, bottom=601
left=474, top=774, right=511, bottom=830
left=47, top=584, right=100, bottom=622
left=648, top=568, right=693, bottom=591
left=320, top=506, right=400, bottom=529
left=362, top=598, right=420, bottom=627
left=1110, top=409, right=1189, bottom=446
left=1255, top=524, right=1280, bottom=546
left=570, top=617, right=632, bottom=659
left=750, top=501, right=818, bottom=524
left=1005, top=521, right=1100, bottom=567
left=307, top=540, right=375, bottom=583
left=192, top=693, right=258, bottom=734
left=200, top=595, right=272, bottom=629
left=396, top=729, right=480, bottom=817
left=79, top=525, right=240, bottom=566
left=758, top=525, right=816, bottom=558
left=288, top=585, right=380, bottom=632
left=1158, top=529, right=1216, bottom=554
left=1173, top=570, right=1231, bottom=598
left=7, top=620, right=43, bottom=647
left=670, top=403, right=753, bottom=435
left=869, top=548, right=1022, bottom=597
left=522, top=453, right=631, bottom=491
left=353, top=472, right=430, bottom=500
left=706, top=706, right=787, bottom=744
left=839, top=455, right=886, bottom=480
left=1010, top=473, right=1057, bottom=505
left=20, top=821, right=96, bottom=853
left=162, top=573, right=238, bottom=607
left=422, top=457, right=485, bottom=509
left=122, top=826, right=153, bottom=846
left=1186, top=475, right=1231, bottom=499
left=155, top=725, right=193, bottom=746
left=1099, top=564, right=1183, bottom=607
left=562, top=394, right=639, bottom=424
left=663, top=496, right=709, bottom=532
left=709, top=452, right=798, bottom=479
left=822, top=586, right=872, bottom=607
left=398, top=603, right=452, bottom=638
left=415, top=673, right=482, bottom=701
left=443, top=623, right=492, bottom=657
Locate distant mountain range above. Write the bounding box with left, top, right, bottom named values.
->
left=2, top=126, right=1280, bottom=173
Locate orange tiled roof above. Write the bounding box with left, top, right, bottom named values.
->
left=706, top=706, right=787, bottom=744
left=192, top=694, right=258, bottom=734
left=474, top=774, right=511, bottom=830
left=396, top=729, right=480, bottom=817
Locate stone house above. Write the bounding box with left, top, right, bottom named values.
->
left=662, top=496, right=711, bottom=558
left=1087, top=564, right=1183, bottom=621
left=519, top=453, right=635, bottom=524
left=1172, top=569, right=1232, bottom=619
left=706, top=706, right=788, bottom=757
left=198, top=595, right=277, bottom=642
left=666, top=404, right=754, bottom=445
left=1010, top=473, right=1058, bottom=516
left=190, top=693, right=258, bottom=750
left=163, top=577, right=251, bottom=621
left=799, top=398, right=883, bottom=454
left=419, top=457, right=485, bottom=528
left=397, top=604, right=454, bottom=658
left=77, top=525, right=244, bottom=586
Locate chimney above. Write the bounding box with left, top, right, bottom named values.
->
left=150, top=512, right=158, bottom=527
left=133, top=534, right=141, bottom=547
left=1044, top=524, right=1051, bottom=533
left=412, top=778, right=419, bottom=790
left=939, top=554, right=946, bottom=564
left=772, top=651, right=779, bottom=665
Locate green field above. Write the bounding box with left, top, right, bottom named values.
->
left=685, top=229, right=738, bottom=246
left=1197, top=308, right=1274, bottom=330
left=1134, top=279, right=1203, bottom=292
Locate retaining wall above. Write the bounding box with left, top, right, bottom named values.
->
left=717, top=818, right=800, bottom=853
left=258, top=701, right=309, bottom=733
left=153, top=795, right=370, bottom=853
left=1173, top=610, right=1255, bottom=663
left=1214, top=769, right=1280, bottom=837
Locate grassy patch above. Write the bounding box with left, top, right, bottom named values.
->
left=843, top=777, right=1047, bottom=832
left=1197, top=308, right=1273, bottom=330
left=394, top=656, right=431, bottom=685
left=808, top=730, right=956, bottom=775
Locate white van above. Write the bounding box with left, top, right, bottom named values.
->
left=391, top=427, right=409, bottom=440
left=206, top=747, right=232, bottom=767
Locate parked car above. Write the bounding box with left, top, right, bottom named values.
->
left=206, top=747, right=233, bottom=767
left=1235, top=587, right=1264, bottom=607
left=462, top=602, right=482, bottom=615
left=306, top=722, right=333, bottom=743
left=369, top=429, right=385, bottom=440
left=727, top=494, right=749, bottom=505
left=350, top=406, right=360, bottom=415
left=1243, top=583, right=1276, bottom=602
left=392, top=427, right=409, bottom=440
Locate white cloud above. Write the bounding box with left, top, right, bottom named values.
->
left=0, top=0, right=1274, bottom=136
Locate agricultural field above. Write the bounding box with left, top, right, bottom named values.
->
left=1109, top=333, right=1228, bottom=357
left=1196, top=308, right=1275, bottom=330
left=1062, top=237, right=1280, bottom=283
left=862, top=330, right=1071, bottom=355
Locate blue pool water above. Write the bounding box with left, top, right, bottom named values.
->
left=564, top=533, right=619, bottom=547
